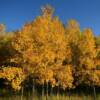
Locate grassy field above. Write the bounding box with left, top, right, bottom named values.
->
left=0, top=94, right=100, bottom=100
left=0, top=91, right=100, bottom=100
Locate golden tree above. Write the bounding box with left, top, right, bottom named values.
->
left=65, top=19, right=81, bottom=66
left=10, top=5, right=72, bottom=94
left=30, top=5, right=67, bottom=86
left=76, top=28, right=97, bottom=86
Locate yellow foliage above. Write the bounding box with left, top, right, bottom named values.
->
left=55, top=65, right=74, bottom=89
left=0, top=67, right=26, bottom=90
left=0, top=5, right=100, bottom=91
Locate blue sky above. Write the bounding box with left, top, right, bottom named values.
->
left=0, top=0, right=100, bottom=35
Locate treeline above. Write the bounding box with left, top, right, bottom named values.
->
left=0, top=5, right=100, bottom=93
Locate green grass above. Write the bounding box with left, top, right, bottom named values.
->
left=0, top=94, right=100, bottom=100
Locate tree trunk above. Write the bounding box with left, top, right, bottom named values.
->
left=21, top=87, right=23, bottom=100
left=42, top=84, right=45, bottom=98
left=57, top=85, right=60, bottom=100
left=93, top=86, right=96, bottom=100
left=46, top=82, right=48, bottom=100
left=50, top=87, right=53, bottom=96
left=32, top=79, right=35, bottom=95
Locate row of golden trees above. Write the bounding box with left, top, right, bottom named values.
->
left=0, top=5, right=100, bottom=92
